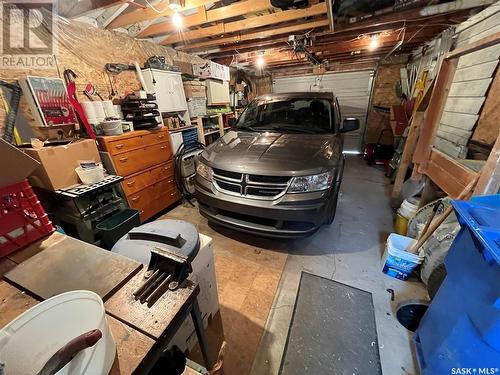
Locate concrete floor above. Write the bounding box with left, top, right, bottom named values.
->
left=250, top=156, right=428, bottom=375
left=167, top=155, right=429, bottom=374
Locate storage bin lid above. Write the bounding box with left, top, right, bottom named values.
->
left=452, top=195, right=500, bottom=265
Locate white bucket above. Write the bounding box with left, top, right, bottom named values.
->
left=100, top=120, right=123, bottom=136
left=382, top=233, right=424, bottom=280
left=82, top=101, right=97, bottom=124
left=102, top=100, right=116, bottom=118
left=92, top=102, right=106, bottom=122
left=0, top=290, right=116, bottom=375
left=399, top=198, right=420, bottom=220
left=75, top=165, right=105, bottom=184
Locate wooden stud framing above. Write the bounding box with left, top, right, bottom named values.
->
left=161, top=3, right=327, bottom=45
left=173, top=18, right=330, bottom=49
left=138, top=0, right=272, bottom=38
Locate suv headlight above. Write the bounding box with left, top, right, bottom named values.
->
left=196, top=162, right=213, bottom=181
left=288, top=171, right=334, bottom=193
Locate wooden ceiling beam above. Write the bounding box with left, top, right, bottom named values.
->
left=59, top=0, right=126, bottom=18
left=138, top=0, right=272, bottom=38
left=173, top=18, right=330, bottom=49
left=161, top=2, right=327, bottom=45
left=107, top=0, right=215, bottom=29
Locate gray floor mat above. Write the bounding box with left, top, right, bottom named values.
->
left=279, top=272, right=382, bottom=375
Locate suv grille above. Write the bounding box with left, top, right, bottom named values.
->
left=212, top=169, right=291, bottom=199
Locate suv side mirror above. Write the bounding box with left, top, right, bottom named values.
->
left=341, top=118, right=359, bottom=133
left=228, top=117, right=237, bottom=128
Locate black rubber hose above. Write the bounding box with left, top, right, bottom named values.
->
left=173, top=141, right=206, bottom=205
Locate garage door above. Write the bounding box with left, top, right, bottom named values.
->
left=273, top=70, right=374, bottom=153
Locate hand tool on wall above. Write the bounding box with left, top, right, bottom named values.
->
left=83, top=83, right=104, bottom=101
left=105, top=71, right=116, bottom=98
left=63, top=69, right=96, bottom=140
left=0, top=81, right=22, bottom=144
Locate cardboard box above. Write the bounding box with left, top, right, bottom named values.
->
left=183, top=81, right=206, bottom=98
left=173, top=60, right=193, bottom=75
left=23, top=139, right=101, bottom=190
left=0, top=139, right=40, bottom=188
left=187, top=98, right=207, bottom=118
left=193, top=61, right=230, bottom=81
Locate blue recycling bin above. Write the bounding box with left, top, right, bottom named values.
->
left=415, top=194, right=500, bottom=374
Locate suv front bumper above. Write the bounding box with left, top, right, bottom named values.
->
left=195, top=175, right=338, bottom=238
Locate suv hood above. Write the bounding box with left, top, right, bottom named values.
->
left=200, top=130, right=342, bottom=176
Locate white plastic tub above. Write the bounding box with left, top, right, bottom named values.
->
left=382, top=233, right=424, bottom=280
left=75, top=165, right=105, bottom=184
left=100, top=120, right=123, bottom=136
left=399, top=198, right=420, bottom=220
left=0, top=290, right=116, bottom=375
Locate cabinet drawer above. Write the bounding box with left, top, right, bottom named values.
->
left=150, top=161, right=174, bottom=182
left=122, top=171, right=151, bottom=196
left=107, top=137, right=142, bottom=155
left=112, top=148, right=145, bottom=176
left=143, top=131, right=169, bottom=146
left=157, top=188, right=181, bottom=209
left=151, top=178, right=176, bottom=199
left=143, top=142, right=172, bottom=169
left=127, top=188, right=151, bottom=214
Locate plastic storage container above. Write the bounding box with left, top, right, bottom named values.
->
left=0, top=290, right=116, bottom=375
left=0, top=179, right=55, bottom=257
left=100, top=120, right=123, bottom=136
left=75, top=165, right=105, bottom=184
left=415, top=195, right=500, bottom=374
left=96, top=209, right=140, bottom=249
left=382, top=233, right=424, bottom=280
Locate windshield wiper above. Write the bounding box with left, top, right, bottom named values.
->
left=237, top=125, right=259, bottom=132
left=260, top=126, right=317, bottom=134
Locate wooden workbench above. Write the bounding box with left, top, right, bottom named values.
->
left=0, top=232, right=212, bottom=374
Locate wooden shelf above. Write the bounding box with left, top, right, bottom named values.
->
left=204, top=129, right=220, bottom=136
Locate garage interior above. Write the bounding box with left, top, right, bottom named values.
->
left=0, top=0, right=499, bottom=374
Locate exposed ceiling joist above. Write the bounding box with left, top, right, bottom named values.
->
left=138, top=0, right=272, bottom=38
left=173, top=18, right=330, bottom=49
left=161, top=2, right=327, bottom=45
left=107, top=0, right=215, bottom=29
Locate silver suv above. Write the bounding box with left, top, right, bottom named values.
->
left=195, top=92, right=359, bottom=238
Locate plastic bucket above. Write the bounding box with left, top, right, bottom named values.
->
left=96, top=209, right=140, bottom=249
left=0, top=290, right=116, bottom=375
left=399, top=198, right=420, bottom=220
left=75, top=165, right=105, bottom=184
left=394, top=212, right=409, bottom=235
left=382, top=233, right=424, bottom=280
left=100, top=120, right=123, bottom=136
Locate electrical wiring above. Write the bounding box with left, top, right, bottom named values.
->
left=143, top=0, right=167, bottom=14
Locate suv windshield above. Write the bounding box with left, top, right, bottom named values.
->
left=236, top=98, right=333, bottom=134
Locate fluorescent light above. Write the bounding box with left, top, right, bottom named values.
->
left=172, top=12, right=183, bottom=29
left=256, top=55, right=265, bottom=69
left=343, top=150, right=361, bottom=155
left=369, top=35, right=379, bottom=50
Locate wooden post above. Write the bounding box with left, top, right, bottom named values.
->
left=391, top=111, right=424, bottom=198
left=475, top=133, right=500, bottom=195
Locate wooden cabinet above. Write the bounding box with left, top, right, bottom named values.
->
left=97, top=128, right=180, bottom=222
left=206, top=79, right=230, bottom=105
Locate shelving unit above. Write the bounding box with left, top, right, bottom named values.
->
left=192, top=113, right=230, bottom=146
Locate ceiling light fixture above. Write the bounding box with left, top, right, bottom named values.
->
left=168, top=0, right=184, bottom=11
left=369, top=35, right=379, bottom=50
left=256, top=55, right=265, bottom=69
left=172, top=12, right=183, bottom=29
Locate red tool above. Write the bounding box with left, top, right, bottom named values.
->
left=64, top=70, right=96, bottom=140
